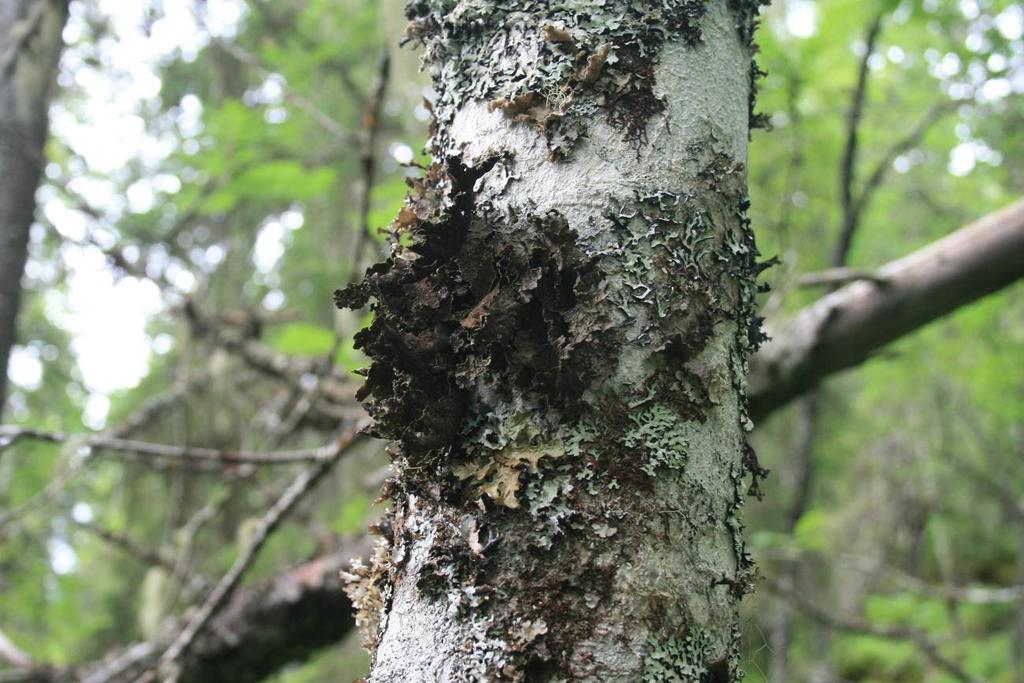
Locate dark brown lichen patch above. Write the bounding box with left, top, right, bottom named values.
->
left=724, top=0, right=772, bottom=134
left=335, top=156, right=616, bottom=496
left=404, top=0, right=709, bottom=156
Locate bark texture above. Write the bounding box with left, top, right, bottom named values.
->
left=337, top=2, right=768, bottom=680
left=0, top=0, right=67, bottom=415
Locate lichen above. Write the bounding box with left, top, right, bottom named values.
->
left=335, top=155, right=615, bottom=500
left=404, top=0, right=712, bottom=156
left=643, top=630, right=733, bottom=682
left=624, top=404, right=690, bottom=477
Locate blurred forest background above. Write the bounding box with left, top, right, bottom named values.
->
left=1, top=0, right=1022, bottom=681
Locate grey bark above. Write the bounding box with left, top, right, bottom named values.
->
left=336, top=1, right=766, bottom=680
left=0, top=0, right=67, bottom=416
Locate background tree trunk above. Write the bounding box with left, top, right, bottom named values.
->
left=337, top=1, right=767, bottom=679
left=0, top=0, right=67, bottom=416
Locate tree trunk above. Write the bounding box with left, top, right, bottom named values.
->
left=337, top=1, right=767, bottom=679
left=0, top=0, right=67, bottom=415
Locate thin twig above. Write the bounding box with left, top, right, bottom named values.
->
left=854, top=101, right=955, bottom=216
left=763, top=574, right=981, bottom=683
left=0, top=447, right=90, bottom=532
left=350, top=50, right=391, bottom=276
left=211, top=37, right=354, bottom=143
left=111, top=374, right=207, bottom=440
left=0, top=426, right=360, bottom=466
left=72, top=518, right=212, bottom=601
left=760, top=546, right=1024, bottom=605
left=135, top=419, right=367, bottom=683
left=834, top=12, right=884, bottom=268
left=162, top=502, right=220, bottom=612
left=74, top=520, right=178, bottom=573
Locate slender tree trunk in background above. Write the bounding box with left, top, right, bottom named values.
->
left=0, top=0, right=67, bottom=417
left=337, top=1, right=768, bottom=679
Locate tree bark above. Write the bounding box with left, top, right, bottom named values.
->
left=336, top=1, right=767, bottom=679
left=0, top=0, right=67, bottom=416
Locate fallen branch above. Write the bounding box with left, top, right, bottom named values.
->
left=136, top=419, right=367, bottom=683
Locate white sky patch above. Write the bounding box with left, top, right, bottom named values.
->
left=83, top=393, right=110, bottom=429
left=932, top=52, right=962, bottom=79
left=253, top=210, right=304, bottom=273
left=48, top=537, right=77, bottom=575
left=995, top=6, right=1024, bottom=41
left=390, top=142, right=415, bottom=165
left=786, top=0, right=817, bottom=38
left=8, top=346, right=43, bottom=391
left=980, top=78, right=1012, bottom=101
left=152, top=333, right=174, bottom=355
left=47, top=246, right=164, bottom=393
left=126, top=180, right=156, bottom=214
left=263, top=289, right=286, bottom=310
left=253, top=220, right=288, bottom=273
left=959, top=0, right=980, bottom=21
left=37, top=2, right=245, bottom=399
left=281, top=208, right=305, bottom=231
left=948, top=143, right=976, bottom=176
left=71, top=502, right=94, bottom=524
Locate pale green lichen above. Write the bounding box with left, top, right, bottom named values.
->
left=642, top=630, right=716, bottom=682
left=405, top=0, right=711, bottom=155
left=624, top=404, right=690, bottom=476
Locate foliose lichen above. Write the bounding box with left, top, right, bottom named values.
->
left=404, top=0, right=712, bottom=156
left=642, top=629, right=733, bottom=682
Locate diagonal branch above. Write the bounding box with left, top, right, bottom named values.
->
left=762, top=574, right=981, bottom=683
left=350, top=50, right=391, bottom=275
left=135, top=419, right=368, bottom=683
left=750, top=198, right=1024, bottom=421
left=853, top=100, right=955, bottom=218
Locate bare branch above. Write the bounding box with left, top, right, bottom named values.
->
left=854, top=101, right=955, bottom=216
left=796, top=266, right=886, bottom=288
left=74, top=520, right=179, bottom=573
left=750, top=198, right=1024, bottom=421
left=0, top=425, right=362, bottom=466
left=350, top=50, right=391, bottom=275
left=763, top=574, right=981, bottom=683
left=210, top=38, right=354, bottom=143
left=136, top=418, right=368, bottom=683
left=834, top=12, right=884, bottom=268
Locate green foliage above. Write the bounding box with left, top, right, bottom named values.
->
left=267, top=322, right=336, bottom=357
left=835, top=635, right=921, bottom=682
